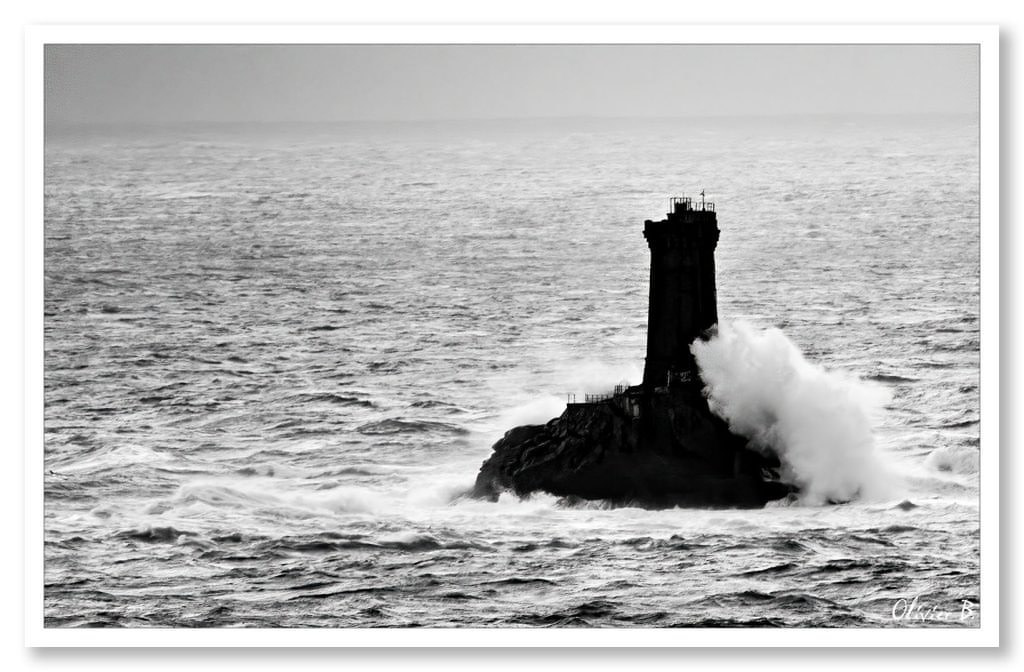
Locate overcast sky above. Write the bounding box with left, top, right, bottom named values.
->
left=44, top=44, right=978, bottom=125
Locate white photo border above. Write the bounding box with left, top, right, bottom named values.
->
left=24, top=23, right=1000, bottom=648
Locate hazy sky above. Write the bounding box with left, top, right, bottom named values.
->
left=44, top=44, right=979, bottom=125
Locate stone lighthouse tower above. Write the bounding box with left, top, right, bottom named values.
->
left=642, top=194, right=720, bottom=388
left=472, top=193, right=793, bottom=508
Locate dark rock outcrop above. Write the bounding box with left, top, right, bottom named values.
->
left=471, top=382, right=792, bottom=509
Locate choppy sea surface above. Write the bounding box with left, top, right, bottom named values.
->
left=43, top=116, right=980, bottom=628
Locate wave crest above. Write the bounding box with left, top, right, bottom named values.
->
left=692, top=321, right=894, bottom=505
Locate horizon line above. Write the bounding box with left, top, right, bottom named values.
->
left=45, top=111, right=979, bottom=131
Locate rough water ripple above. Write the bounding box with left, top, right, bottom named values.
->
left=44, top=116, right=980, bottom=627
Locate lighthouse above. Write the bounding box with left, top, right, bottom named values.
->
left=641, top=194, right=720, bottom=389
left=472, top=193, right=792, bottom=508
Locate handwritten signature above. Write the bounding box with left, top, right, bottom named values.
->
left=891, top=595, right=977, bottom=623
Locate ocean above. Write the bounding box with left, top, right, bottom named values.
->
left=43, top=115, right=980, bottom=628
